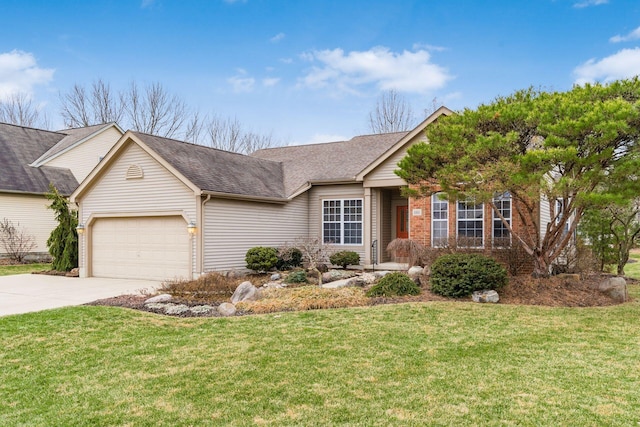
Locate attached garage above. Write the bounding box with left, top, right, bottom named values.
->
left=90, top=216, right=190, bottom=281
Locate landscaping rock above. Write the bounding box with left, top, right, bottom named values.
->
left=407, top=266, right=424, bottom=279
left=472, top=290, right=500, bottom=303
left=262, top=281, right=285, bottom=289
left=407, top=266, right=424, bottom=284
left=218, top=302, right=237, bottom=316
left=145, top=302, right=169, bottom=310
left=270, top=273, right=281, bottom=281
left=145, top=294, right=173, bottom=304
left=66, top=268, right=79, bottom=277
left=231, top=281, right=258, bottom=303
left=190, top=305, right=215, bottom=314
left=322, top=269, right=357, bottom=284
left=164, top=304, right=190, bottom=315
left=322, top=278, right=353, bottom=289
left=594, top=277, right=627, bottom=303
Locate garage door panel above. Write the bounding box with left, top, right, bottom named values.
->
left=92, top=216, right=190, bottom=281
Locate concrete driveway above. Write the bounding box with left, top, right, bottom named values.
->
left=0, top=274, right=161, bottom=316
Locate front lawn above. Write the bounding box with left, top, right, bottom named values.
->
left=1, top=299, right=639, bottom=426
left=0, top=263, right=51, bottom=276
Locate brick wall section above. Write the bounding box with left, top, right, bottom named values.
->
left=408, top=191, right=536, bottom=274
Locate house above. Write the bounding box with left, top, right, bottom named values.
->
left=71, top=107, right=461, bottom=280
left=0, top=122, right=123, bottom=256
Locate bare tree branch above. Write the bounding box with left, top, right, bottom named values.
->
left=368, top=89, right=417, bottom=134
left=0, top=93, right=48, bottom=128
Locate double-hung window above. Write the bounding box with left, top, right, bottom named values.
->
left=322, top=199, right=363, bottom=245
left=492, top=192, right=511, bottom=247
left=431, top=192, right=449, bottom=247
left=457, top=200, right=484, bottom=247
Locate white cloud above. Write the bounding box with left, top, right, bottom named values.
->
left=610, top=26, right=640, bottom=43
left=262, top=77, right=280, bottom=87
left=280, top=58, right=293, bottom=64
left=412, top=43, right=447, bottom=52
left=298, top=46, right=452, bottom=95
left=0, top=50, right=54, bottom=101
left=270, top=33, right=285, bottom=43
left=574, top=48, right=640, bottom=84
left=227, top=72, right=255, bottom=92
left=573, top=0, right=608, bottom=8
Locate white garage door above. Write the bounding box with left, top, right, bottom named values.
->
left=91, top=216, right=190, bottom=281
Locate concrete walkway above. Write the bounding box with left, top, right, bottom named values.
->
left=0, top=274, right=161, bottom=316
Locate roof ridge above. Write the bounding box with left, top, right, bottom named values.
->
left=131, top=130, right=285, bottom=165
left=254, top=130, right=410, bottom=153
left=0, top=121, right=66, bottom=135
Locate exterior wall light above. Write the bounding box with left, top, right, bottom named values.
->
left=187, top=221, right=197, bottom=235
left=77, top=223, right=85, bottom=235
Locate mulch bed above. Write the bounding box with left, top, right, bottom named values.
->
left=87, top=273, right=631, bottom=317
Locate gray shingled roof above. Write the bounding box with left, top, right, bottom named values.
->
left=0, top=123, right=78, bottom=195
left=133, top=132, right=286, bottom=199
left=251, top=131, right=409, bottom=195
left=33, top=123, right=115, bottom=165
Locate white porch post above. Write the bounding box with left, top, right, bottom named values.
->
left=364, top=187, right=372, bottom=265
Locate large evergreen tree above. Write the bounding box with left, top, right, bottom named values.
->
left=397, top=79, right=640, bottom=277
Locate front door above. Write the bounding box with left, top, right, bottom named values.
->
left=396, top=205, right=409, bottom=239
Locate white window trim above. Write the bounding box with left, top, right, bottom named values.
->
left=456, top=199, right=484, bottom=248
left=322, top=198, right=363, bottom=245
left=492, top=192, right=512, bottom=247
left=431, top=192, right=448, bottom=247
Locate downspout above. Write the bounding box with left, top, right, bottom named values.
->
left=198, top=194, right=211, bottom=276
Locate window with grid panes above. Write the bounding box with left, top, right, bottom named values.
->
left=457, top=200, right=484, bottom=247
left=431, top=193, right=448, bottom=247
left=493, top=192, right=511, bottom=246
left=322, top=199, right=363, bottom=244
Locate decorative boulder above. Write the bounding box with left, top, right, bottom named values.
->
left=270, top=273, right=281, bottom=281
left=145, top=293, right=173, bottom=304
left=472, top=290, right=500, bottom=303
left=595, top=277, right=627, bottom=303
left=407, top=266, right=424, bottom=284
left=231, top=281, right=259, bottom=304
left=218, top=302, right=237, bottom=317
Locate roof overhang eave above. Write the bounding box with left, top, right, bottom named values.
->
left=202, top=190, right=289, bottom=204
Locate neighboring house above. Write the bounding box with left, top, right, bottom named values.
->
left=0, top=122, right=124, bottom=256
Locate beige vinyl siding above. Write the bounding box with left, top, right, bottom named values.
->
left=203, top=193, right=309, bottom=271
left=43, top=127, right=122, bottom=182
left=0, top=193, right=56, bottom=253
left=79, top=143, right=197, bottom=274
left=365, top=147, right=409, bottom=183
left=308, top=184, right=366, bottom=262
left=540, top=193, right=552, bottom=242
left=364, top=134, right=427, bottom=185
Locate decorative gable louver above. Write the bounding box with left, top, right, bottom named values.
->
left=126, top=164, right=144, bottom=180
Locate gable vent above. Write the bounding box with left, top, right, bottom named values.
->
left=126, top=164, right=144, bottom=180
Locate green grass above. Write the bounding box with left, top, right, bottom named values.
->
left=0, top=263, right=51, bottom=276
left=624, top=251, right=640, bottom=280
left=1, top=299, right=640, bottom=426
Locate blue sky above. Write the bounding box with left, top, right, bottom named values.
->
left=1, top=0, right=640, bottom=145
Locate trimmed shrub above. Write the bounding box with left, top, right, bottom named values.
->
left=276, top=247, right=303, bottom=270
left=245, top=247, right=278, bottom=272
left=366, top=272, right=421, bottom=297
left=430, top=253, right=507, bottom=298
left=329, top=250, right=360, bottom=269
left=284, top=269, right=308, bottom=284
